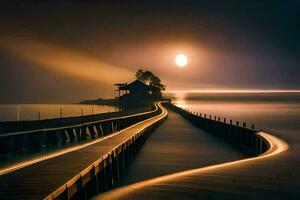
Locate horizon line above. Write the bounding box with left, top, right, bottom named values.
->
left=164, top=89, right=300, bottom=94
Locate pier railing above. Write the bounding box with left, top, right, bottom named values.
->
left=0, top=103, right=162, bottom=156
left=0, top=106, right=151, bottom=134
left=166, top=103, right=270, bottom=155
left=43, top=102, right=168, bottom=200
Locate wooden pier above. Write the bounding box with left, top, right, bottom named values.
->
left=0, top=103, right=167, bottom=200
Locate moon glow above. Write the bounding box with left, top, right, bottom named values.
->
left=175, top=54, right=188, bottom=67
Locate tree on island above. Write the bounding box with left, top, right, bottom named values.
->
left=135, top=69, right=166, bottom=90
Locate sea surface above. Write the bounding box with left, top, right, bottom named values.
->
left=172, top=92, right=300, bottom=137
left=0, top=104, right=117, bottom=121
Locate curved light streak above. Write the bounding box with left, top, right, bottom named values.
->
left=96, top=131, right=289, bottom=200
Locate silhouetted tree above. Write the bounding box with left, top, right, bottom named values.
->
left=135, top=69, right=166, bottom=90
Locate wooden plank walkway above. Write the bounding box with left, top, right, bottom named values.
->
left=0, top=103, right=167, bottom=200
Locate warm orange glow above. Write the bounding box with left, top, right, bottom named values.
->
left=96, top=131, right=289, bottom=200
left=175, top=54, right=188, bottom=67
left=0, top=35, right=133, bottom=85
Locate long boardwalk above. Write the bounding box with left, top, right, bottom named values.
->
left=96, top=109, right=298, bottom=200
left=0, top=104, right=167, bottom=200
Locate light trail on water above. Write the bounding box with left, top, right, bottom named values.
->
left=95, top=131, right=289, bottom=200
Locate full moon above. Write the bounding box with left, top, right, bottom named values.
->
left=175, top=54, right=188, bottom=67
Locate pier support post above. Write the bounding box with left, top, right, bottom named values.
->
left=81, top=126, right=87, bottom=140
left=88, top=126, right=96, bottom=139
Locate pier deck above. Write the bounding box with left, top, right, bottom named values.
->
left=0, top=103, right=167, bottom=200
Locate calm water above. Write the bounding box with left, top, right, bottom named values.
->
left=172, top=92, right=300, bottom=139
left=0, top=104, right=117, bottom=121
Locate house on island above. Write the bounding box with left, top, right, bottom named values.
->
left=115, top=79, right=162, bottom=109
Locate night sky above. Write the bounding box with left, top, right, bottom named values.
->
left=0, top=0, right=299, bottom=103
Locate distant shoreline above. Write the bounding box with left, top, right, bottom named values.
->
left=164, top=90, right=300, bottom=94
left=0, top=98, right=116, bottom=106
left=79, top=98, right=117, bottom=106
